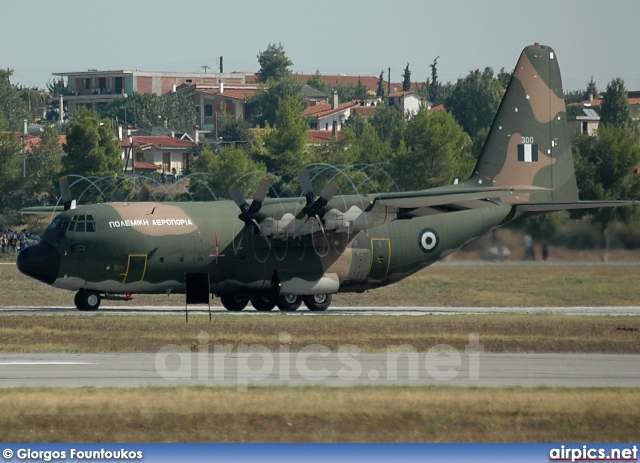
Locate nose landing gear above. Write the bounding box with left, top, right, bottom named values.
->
left=74, top=290, right=101, bottom=311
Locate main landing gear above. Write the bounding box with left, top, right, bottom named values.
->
left=74, top=289, right=101, bottom=311
left=219, top=294, right=332, bottom=312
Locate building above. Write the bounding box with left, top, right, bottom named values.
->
left=387, top=91, right=431, bottom=116
left=567, top=107, right=600, bottom=136
left=174, top=83, right=258, bottom=133
left=120, top=135, right=197, bottom=176
left=567, top=91, right=640, bottom=136
left=303, top=91, right=358, bottom=132
left=52, top=69, right=251, bottom=117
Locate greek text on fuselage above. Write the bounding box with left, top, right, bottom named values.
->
left=108, top=219, right=194, bottom=228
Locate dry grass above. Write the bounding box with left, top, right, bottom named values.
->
left=1, top=387, right=638, bottom=442
left=1, top=314, right=640, bottom=353
left=3, top=260, right=640, bottom=308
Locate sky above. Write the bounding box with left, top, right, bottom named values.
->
left=1, top=0, right=639, bottom=92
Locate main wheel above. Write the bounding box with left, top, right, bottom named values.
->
left=220, top=294, right=248, bottom=312
left=303, top=294, right=332, bottom=312
left=251, top=296, right=276, bottom=312
left=75, top=290, right=101, bottom=311
left=277, top=294, right=302, bottom=312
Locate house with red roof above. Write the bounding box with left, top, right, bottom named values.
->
left=303, top=91, right=359, bottom=133
left=175, top=83, right=258, bottom=134
left=120, top=135, right=197, bottom=176
left=387, top=91, right=431, bottom=116
left=53, top=69, right=252, bottom=118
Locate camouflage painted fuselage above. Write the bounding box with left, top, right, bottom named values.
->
left=42, top=197, right=512, bottom=297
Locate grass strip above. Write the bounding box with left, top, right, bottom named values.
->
left=1, top=386, right=638, bottom=442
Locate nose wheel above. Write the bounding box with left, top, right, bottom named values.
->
left=75, top=290, right=101, bottom=311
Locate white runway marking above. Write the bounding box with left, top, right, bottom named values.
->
left=0, top=361, right=95, bottom=365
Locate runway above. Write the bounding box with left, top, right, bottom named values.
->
left=1, top=352, right=639, bottom=388
left=2, top=305, right=638, bottom=389
left=1, top=305, right=640, bottom=316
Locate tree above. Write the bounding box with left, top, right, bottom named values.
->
left=99, top=92, right=195, bottom=133
left=261, top=95, right=310, bottom=176
left=0, top=68, right=31, bottom=130
left=248, top=73, right=303, bottom=127
left=46, top=78, right=68, bottom=123
left=600, top=77, right=634, bottom=132
left=62, top=108, right=122, bottom=181
left=370, top=103, right=406, bottom=149
left=216, top=113, right=254, bottom=148
left=428, top=56, right=441, bottom=103
left=190, top=144, right=266, bottom=201
left=392, top=108, right=474, bottom=191
left=586, top=76, right=598, bottom=100
left=402, top=63, right=411, bottom=92
left=333, top=80, right=367, bottom=102
left=445, top=67, right=503, bottom=139
left=257, top=43, right=293, bottom=83
left=24, top=124, right=63, bottom=204
left=572, top=126, right=640, bottom=261
left=376, top=71, right=385, bottom=98
left=17, top=86, right=48, bottom=121
left=307, top=70, right=330, bottom=95
left=0, top=128, right=24, bottom=211
left=496, top=67, right=512, bottom=89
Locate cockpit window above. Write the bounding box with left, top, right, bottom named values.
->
left=48, top=217, right=70, bottom=231
left=61, top=214, right=96, bottom=233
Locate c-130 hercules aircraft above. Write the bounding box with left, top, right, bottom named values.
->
left=17, top=44, right=633, bottom=311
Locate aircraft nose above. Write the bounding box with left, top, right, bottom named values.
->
left=16, top=242, right=61, bottom=285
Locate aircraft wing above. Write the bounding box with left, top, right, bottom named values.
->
left=373, top=185, right=549, bottom=209
left=19, top=206, right=66, bottom=215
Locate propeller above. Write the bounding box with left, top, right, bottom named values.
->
left=110, top=188, right=126, bottom=202
left=134, top=185, right=151, bottom=202
left=295, top=169, right=340, bottom=237
left=229, top=178, right=271, bottom=249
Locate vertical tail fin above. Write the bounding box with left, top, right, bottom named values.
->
left=465, top=44, right=578, bottom=203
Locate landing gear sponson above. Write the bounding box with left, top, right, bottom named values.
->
left=219, top=293, right=333, bottom=312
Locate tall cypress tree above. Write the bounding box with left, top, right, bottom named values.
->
left=402, top=63, right=411, bottom=92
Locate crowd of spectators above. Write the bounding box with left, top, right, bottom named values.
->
left=0, top=229, right=41, bottom=254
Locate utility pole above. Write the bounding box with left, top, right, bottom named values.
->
left=21, top=120, right=27, bottom=177
left=201, top=65, right=210, bottom=73
left=219, top=56, right=224, bottom=73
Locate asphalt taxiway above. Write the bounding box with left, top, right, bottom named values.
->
left=1, top=305, right=639, bottom=316
left=1, top=352, right=639, bottom=388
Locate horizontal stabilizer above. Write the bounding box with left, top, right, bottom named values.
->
left=375, top=185, right=549, bottom=209
left=514, top=201, right=637, bottom=214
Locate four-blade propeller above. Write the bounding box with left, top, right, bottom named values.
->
left=295, top=169, right=340, bottom=236
left=229, top=178, right=272, bottom=248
